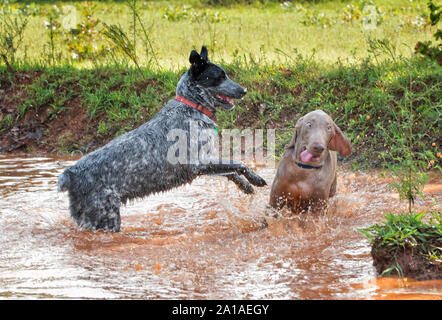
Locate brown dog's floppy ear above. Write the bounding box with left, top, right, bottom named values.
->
left=285, top=116, right=303, bottom=149
left=328, top=122, right=352, bottom=156
left=285, top=132, right=297, bottom=149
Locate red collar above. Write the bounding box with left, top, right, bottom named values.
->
left=175, top=95, right=216, bottom=121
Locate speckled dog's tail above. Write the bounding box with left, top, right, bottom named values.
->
left=58, top=169, right=71, bottom=192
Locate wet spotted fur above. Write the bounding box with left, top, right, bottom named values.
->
left=58, top=47, right=266, bottom=232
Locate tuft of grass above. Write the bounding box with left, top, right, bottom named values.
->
left=0, top=114, right=14, bottom=133
left=359, top=211, right=442, bottom=276
left=360, top=211, right=441, bottom=248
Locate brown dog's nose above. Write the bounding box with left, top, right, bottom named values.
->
left=312, top=143, right=325, bottom=154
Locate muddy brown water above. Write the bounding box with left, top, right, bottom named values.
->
left=0, top=154, right=441, bottom=299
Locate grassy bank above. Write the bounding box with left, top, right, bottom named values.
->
left=0, top=52, right=440, bottom=169
left=0, top=0, right=440, bottom=169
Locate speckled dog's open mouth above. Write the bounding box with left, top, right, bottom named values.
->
left=216, top=94, right=235, bottom=109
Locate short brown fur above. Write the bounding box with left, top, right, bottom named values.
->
left=270, top=110, right=352, bottom=213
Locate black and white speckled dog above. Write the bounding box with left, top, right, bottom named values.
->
left=58, top=46, right=267, bottom=232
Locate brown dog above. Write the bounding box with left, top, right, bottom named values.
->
left=270, top=110, right=352, bottom=213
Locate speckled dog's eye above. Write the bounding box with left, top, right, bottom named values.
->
left=327, top=125, right=332, bottom=131
left=306, top=122, right=312, bottom=128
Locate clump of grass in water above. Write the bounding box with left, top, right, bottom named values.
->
left=359, top=211, right=441, bottom=277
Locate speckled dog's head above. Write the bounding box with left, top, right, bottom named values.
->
left=176, top=46, right=247, bottom=112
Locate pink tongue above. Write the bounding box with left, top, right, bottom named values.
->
left=300, top=150, right=313, bottom=163
left=217, top=94, right=234, bottom=105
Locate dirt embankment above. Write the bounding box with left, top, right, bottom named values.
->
left=371, top=237, right=441, bottom=281
left=0, top=70, right=298, bottom=156
left=1, top=65, right=441, bottom=170
left=0, top=71, right=148, bottom=155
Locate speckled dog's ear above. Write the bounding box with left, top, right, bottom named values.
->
left=200, top=46, right=208, bottom=61
left=189, top=50, right=202, bottom=65
left=189, top=49, right=207, bottom=79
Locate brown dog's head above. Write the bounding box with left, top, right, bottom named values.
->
left=286, top=110, right=351, bottom=166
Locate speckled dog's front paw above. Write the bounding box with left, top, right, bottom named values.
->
left=226, top=172, right=255, bottom=194
left=244, top=170, right=267, bottom=187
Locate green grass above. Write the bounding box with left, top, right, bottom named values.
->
left=360, top=211, right=441, bottom=249
left=359, top=211, right=442, bottom=276
left=1, top=0, right=436, bottom=69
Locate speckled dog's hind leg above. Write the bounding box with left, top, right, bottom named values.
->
left=69, top=189, right=121, bottom=232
